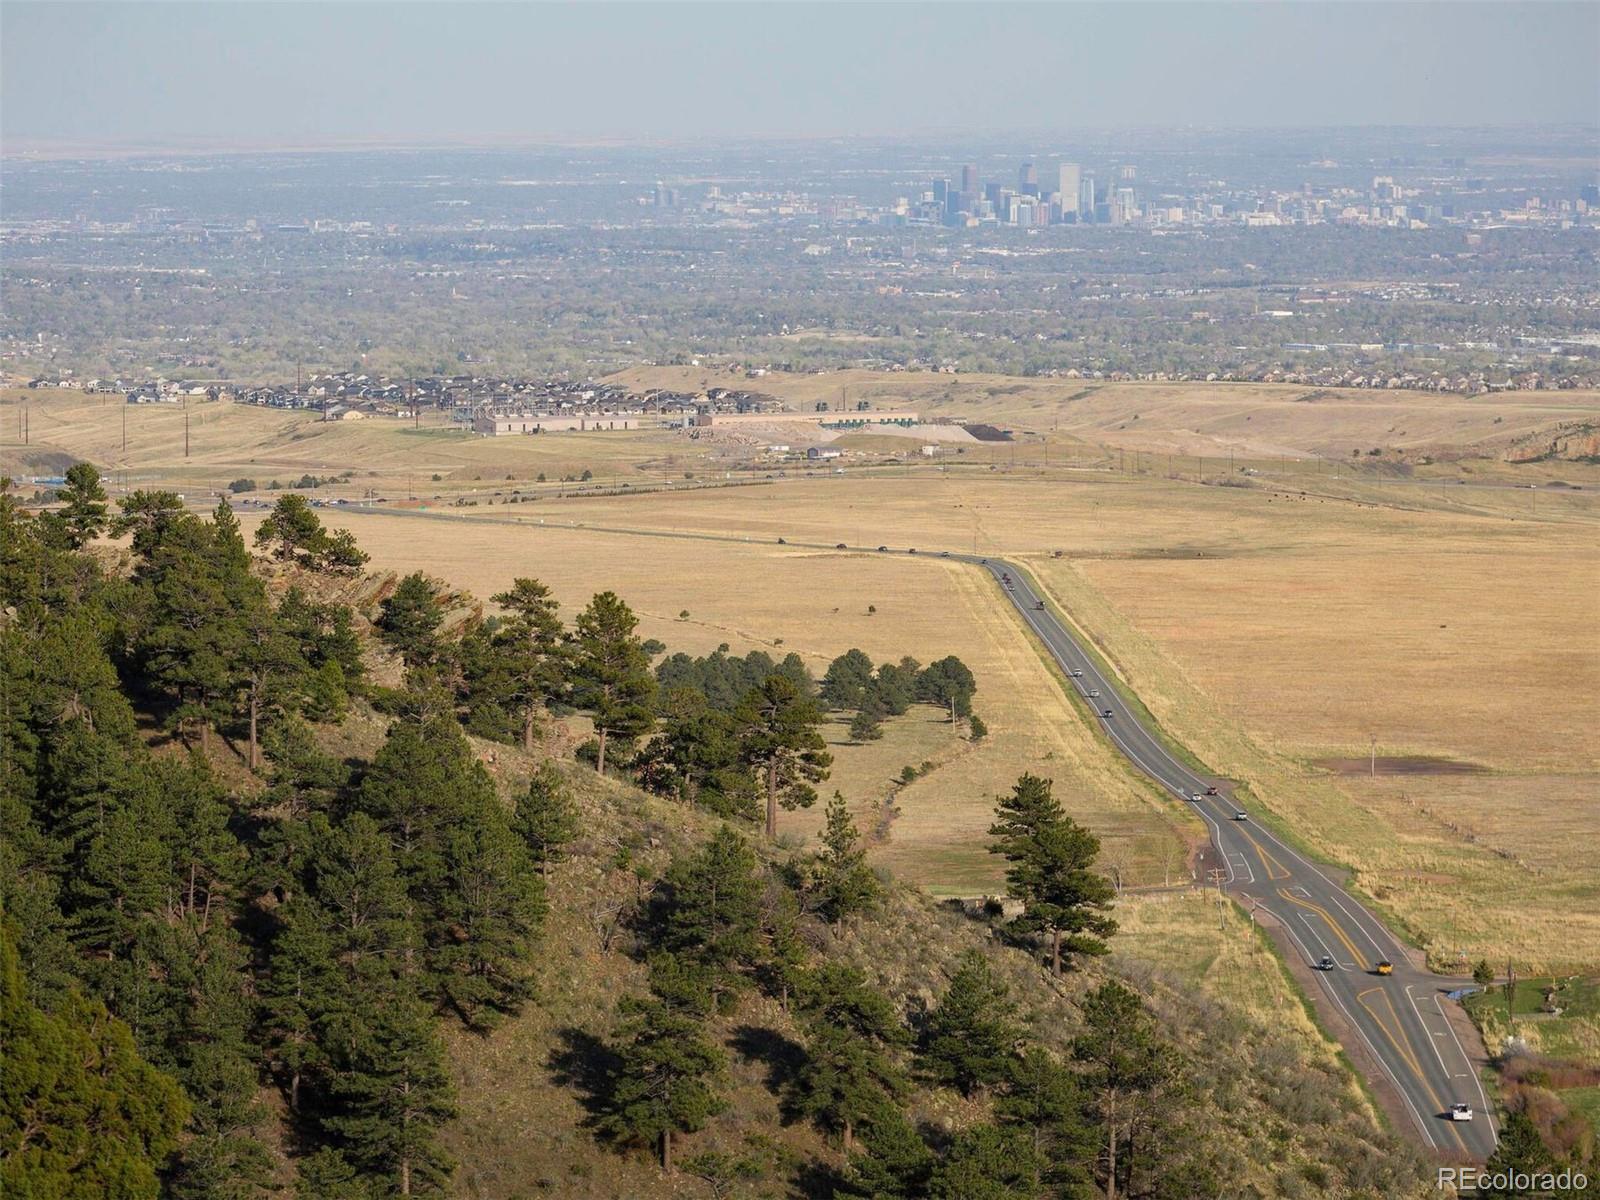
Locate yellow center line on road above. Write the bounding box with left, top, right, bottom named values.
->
left=1277, top=887, right=1367, bottom=965
left=1239, top=827, right=1293, bottom=880
left=1357, top=987, right=1468, bottom=1154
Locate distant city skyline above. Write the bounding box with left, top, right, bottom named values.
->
left=3, top=2, right=1598, bottom=153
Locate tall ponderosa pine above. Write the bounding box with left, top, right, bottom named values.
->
left=376, top=573, right=446, bottom=669
left=789, top=964, right=909, bottom=1156
left=919, top=950, right=1022, bottom=1097
left=432, top=791, right=545, bottom=1027
left=811, top=792, right=879, bottom=924
left=989, top=774, right=1117, bottom=975
left=57, top=461, right=110, bottom=548
left=488, top=577, right=565, bottom=750
left=570, top=591, right=657, bottom=776
left=928, top=1124, right=1043, bottom=1200
left=513, top=762, right=580, bottom=879
left=916, top=655, right=977, bottom=721
left=733, top=673, right=832, bottom=838
left=320, top=979, right=457, bottom=1198
left=601, top=993, right=726, bottom=1173
left=1072, top=981, right=1178, bottom=1200
left=998, top=1047, right=1096, bottom=1193
left=116, top=490, right=189, bottom=559
left=653, top=827, right=765, bottom=1006
left=135, top=514, right=239, bottom=751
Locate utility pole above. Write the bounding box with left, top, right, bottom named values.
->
left=1370, top=734, right=1377, bottom=777
left=184, top=399, right=190, bottom=458
left=122, top=402, right=127, bottom=454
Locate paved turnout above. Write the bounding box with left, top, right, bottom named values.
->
left=320, top=507, right=1498, bottom=1156
left=977, top=555, right=1496, bottom=1159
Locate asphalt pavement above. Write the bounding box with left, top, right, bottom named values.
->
left=976, top=555, right=1497, bottom=1160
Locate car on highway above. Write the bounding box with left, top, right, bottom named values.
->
left=1189, top=793, right=1204, bottom=802
left=1449, top=1103, right=1474, bottom=1122
left=1100, top=708, right=1114, bottom=718
left=1375, top=960, right=1394, bottom=976
left=940, top=551, right=950, bottom=558
left=907, top=548, right=917, bottom=554
left=1087, top=689, right=1101, bottom=698
left=877, top=546, right=888, bottom=552
left=1034, top=600, right=1045, bottom=610
left=777, top=537, right=786, bottom=544
left=1069, top=669, right=1083, bottom=678
left=1233, top=811, right=1248, bottom=821
left=1205, top=785, right=1219, bottom=796
left=835, top=543, right=847, bottom=550
left=1317, top=955, right=1335, bottom=971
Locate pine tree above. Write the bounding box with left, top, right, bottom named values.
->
left=320, top=528, right=369, bottom=574
left=916, top=655, right=977, bottom=720
left=488, top=577, right=565, bottom=751
left=789, top=964, right=909, bottom=1156
left=136, top=518, right=240, bottom=752
left=376, top=573, right=445, bottom=669
left=57, top=461, right=110, bottom=548
left=654, top=827, right=765, bottom=1005
left=1481, top=1110, right=1550, bottom=1198
left=820, top=648, right=875, bottom=710
left=253, top=493, right=327, bottom=563
left=513, top=762, right=580, bottom=879
left=928, top=1123, right=1043, bottom=1200
left=635, top=688, right=751, bottom=819
left=570, top=591, right=657, bottom=776
left=813, top=792, right=880, bottom=924
left=1, top=926, right=189, bottom=1200
left=1073, top=982, right=1177, bottom=1200
left=116, top=490, right=191, bottom=559
left=431, top=792, right=544, bottom=1028
left=320, top=978, right=457, bottom=1198
left=844, top=1101, right=934, bottom=1200
left=920, top=950, right=1022, bottom=1097
left=997, top=1047, right=1096, bottom=1192
left=600, top=993, right=726, bottom=1173
left=989, top=774, right=1117, bottom=975
left=733, top=673, right=832, bottom=838
left=848, top=697, right=886, bottom=743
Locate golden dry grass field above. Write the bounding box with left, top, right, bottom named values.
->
left=247, top=506, right=1196, bottom=898
left=6, top=381, right=1597, bottom=970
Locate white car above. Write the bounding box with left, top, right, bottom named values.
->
left=1189, top=793, right=1204, bottom=803
left=1449, top=1103, right=1474, bottom=1122
left=1087, top=689, right=1101, bottom=698
left=1069, top=669, right=1084, bottom=678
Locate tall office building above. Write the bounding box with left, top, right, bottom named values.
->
left=1079, top=176, right=1097, bottom=220
left=1058, top=163, right=1082, bottom=216
left=961, top=164, right=979, bottom=194
left=933, top=179, right=949, bottom=209
left=1018, top=161, right=1038, bottom=197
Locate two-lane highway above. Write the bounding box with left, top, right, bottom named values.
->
left=979, top=557, right=1496, bottom=1159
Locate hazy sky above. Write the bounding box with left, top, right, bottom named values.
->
left=4, top=2, right=1597, bottom=150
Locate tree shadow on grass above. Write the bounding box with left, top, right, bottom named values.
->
left=730, top=1023, right=807, bottom=1097
left=546, top=1025, right=620, bottom=1130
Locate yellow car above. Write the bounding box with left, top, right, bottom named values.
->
left=1375, top=960, right=1394, bottom=976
